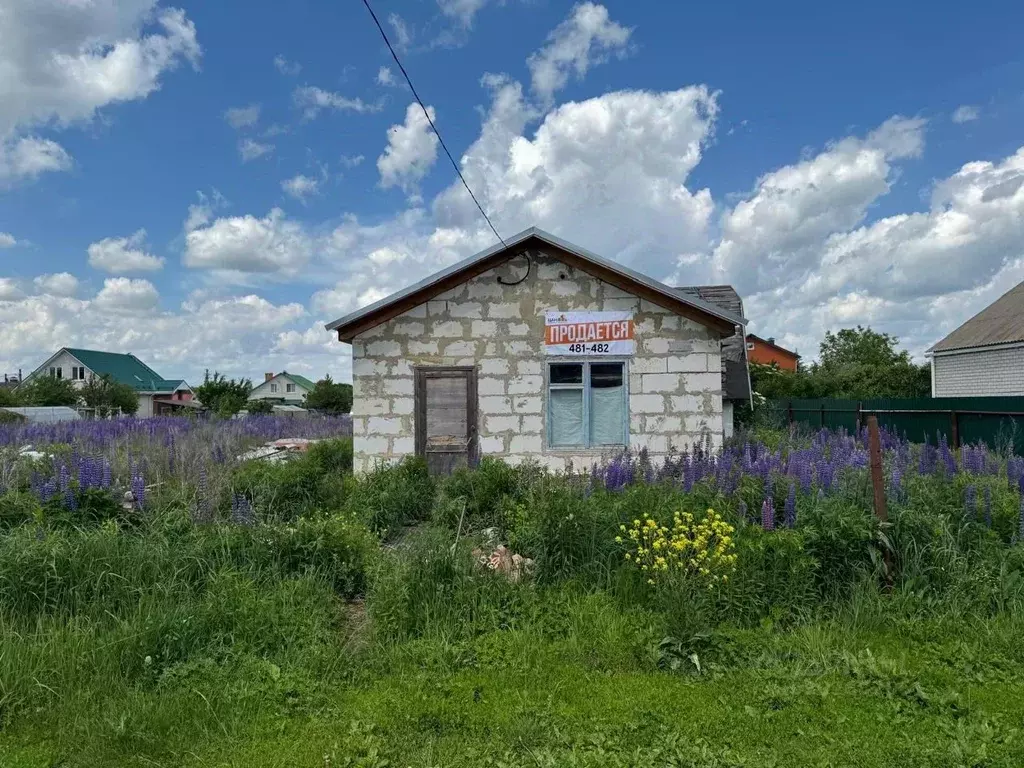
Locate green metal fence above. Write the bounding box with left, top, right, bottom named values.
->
left=767, top=397, right=1024, bottom=454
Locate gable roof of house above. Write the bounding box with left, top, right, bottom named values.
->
left=676, top=285, right=751, bottom=403
left=930, top=281, right=1024, bottom=353
left=55, top=349, right=189, bottom=393
left=746, top=334, right=800, bottom=359
left=280, top=372, right=316, bottom=390
left=258, top=372, right=316, bottom=391
left=325, top=228, right=746, bottom=341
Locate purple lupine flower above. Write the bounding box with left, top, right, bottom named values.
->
left=1008, top=457, right=1021, bottom=488
left=231, top=494, right=255, bottom=526
left=919, top=444, right=937, bottom=475
left=196, top=464, right=210, bottom=523
left=761, top=497, right=775, bottom=531
left=784, top=483, right=796, bottom=528
left=890, top=466, right=903, bottom=503
left=130, top=463, right=145, bottom=509
left=984, top=486, right=992, bottom=528
left=939, top=440, right=956, bottom=476
left=1018, top=493, right=1024, bottom=542
left=964, top=485, right=977, bottom=521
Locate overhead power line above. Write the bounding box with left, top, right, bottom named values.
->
left=358, top=0, right=508, bottom=249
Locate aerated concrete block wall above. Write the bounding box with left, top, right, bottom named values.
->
left=350, top=249, right=724, bottom=473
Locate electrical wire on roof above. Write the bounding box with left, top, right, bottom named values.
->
left=358, top=0, right=508, bottom=250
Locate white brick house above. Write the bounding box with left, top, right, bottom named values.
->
left=326, top=228, right=747, bottom=474
left=928, top=281, right=1024, bottom=397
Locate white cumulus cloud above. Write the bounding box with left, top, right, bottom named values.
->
left=224, top=104, right=260, bottom=129
left=527, top=2, right=632, bottom=104
left=377, top=66, right=396, bottom=87
left=0, top=1, right=200, bottom=185
left=88, top=230, right=165, bottom=273
left=437, top=0, right=488, bottom=27
left=273, top=54, right=301, bottom=76
left=0, top=279, right=26, bottom=302
left=0, top=233, right=17, bottom=249
left=377, top=103, right=440, bottom=191
left=282, top=174, right=321, bottom=202
left=709, top=116, right=927, bottom=295
left=33, top=272, right=79, bottom=297
left=952, top=105, right=980, bottom=124
left=183, top=208, right=314, bottom=275
left=94, top=277, right=160, bottom=312
left=239, top=138, right=274, bottom=162
left=293, top=86, right=382, bottom=120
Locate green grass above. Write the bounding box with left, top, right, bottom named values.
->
left=3, top=608, right=1024, bottom=767
left=5, top=624, right=1021, bottom=766
left=4, top=446, right=1024, bottom=766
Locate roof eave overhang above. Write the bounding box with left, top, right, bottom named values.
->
left=327, top=229, right=745, bottom=342
left=929, top=339, right=1024, bottom=356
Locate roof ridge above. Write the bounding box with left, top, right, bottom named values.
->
left=326, top=228, right=746, bottom=339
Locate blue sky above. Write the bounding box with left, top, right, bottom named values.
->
left=1, top=0, right=1023, bottom=384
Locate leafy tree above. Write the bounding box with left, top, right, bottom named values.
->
left=750, top=326, right=930, bottom=402
left=79, top=375, right=139, bottom=416
left=305, top=376, right=353, bottom=414
left=246, top=399, right=274, bottom=415
left=17, top=376, right=79, bottom=407
left=194, top=370, right=252, bottom=417
left=819, top=326, right=911, bottom=371
left=0, top=387, right=21, bottom=407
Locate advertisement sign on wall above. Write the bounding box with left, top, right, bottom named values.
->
left=544, top=311, right=635, bottom=356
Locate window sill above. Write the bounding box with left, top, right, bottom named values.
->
left=545, top=446, right=626, bottom=454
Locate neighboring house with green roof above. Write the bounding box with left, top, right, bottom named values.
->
left=23, top=348, right=195, bottom=417
left=249, top=371, right=316, bottom=405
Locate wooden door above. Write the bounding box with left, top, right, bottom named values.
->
left=415, top=366, right=478, bottom=476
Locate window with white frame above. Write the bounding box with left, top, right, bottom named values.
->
left=286, top=383, right=296, bottom=393
left=270, top=383, right=278, bottom=393
left=547, top=361, right=627, bottom=447
left=71, top=366, right=86, bottom=380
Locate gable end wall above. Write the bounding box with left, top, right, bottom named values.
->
left=933, top=347, right=1024, bottom=396
left=350, top=250, right=724, bottom=473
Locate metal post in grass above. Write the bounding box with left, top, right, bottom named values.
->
left=867, top=415, right=892, bottom=590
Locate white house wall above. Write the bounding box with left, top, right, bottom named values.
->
left=136, top=394, right=154, bottom=418
left=933, top=346, right=1024, bottom=396
left=350, top=251, right=725, bottom=473
left=32, top=350, right=91, bottom=388
left=250, top=377, right=308, bottom=404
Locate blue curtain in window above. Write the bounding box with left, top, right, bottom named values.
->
left=550, top=389, right=584, bottom=445
left=590, top=385, right=624, bottom=445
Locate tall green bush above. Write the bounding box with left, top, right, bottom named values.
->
left=346, top=457, right=434, bottom=535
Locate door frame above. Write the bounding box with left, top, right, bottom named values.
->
left=413, top=365, right=479, bottom=466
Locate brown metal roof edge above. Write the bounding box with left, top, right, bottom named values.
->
left=746, top=333, right=801, bottom=359
left=327, top=228, right=745, bottom=341
left=929, top=337, right=1024, bottom=355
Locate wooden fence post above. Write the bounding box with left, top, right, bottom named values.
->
left=856, top=402, right=863, bottom=434
left=820, top=403, right=825, bottom=428
left=950, top=410, right=960, bottom=449
left=867, top=415, right=892, bottom=589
